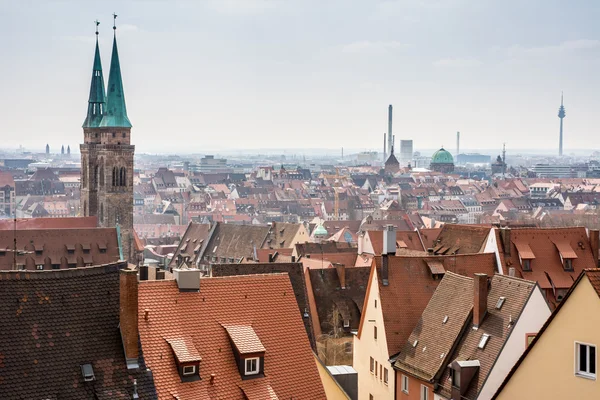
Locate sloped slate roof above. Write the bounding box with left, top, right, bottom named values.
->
left=0, top=263, right=157, bottom=400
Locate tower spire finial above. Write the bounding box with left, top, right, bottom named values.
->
left=95, top=20, right=100, bottom=36
left=113, top=12, right=118, bottom=32
left=561, top=91, right=564, bottom=106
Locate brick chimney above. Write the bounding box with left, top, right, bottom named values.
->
left=120, top=268, right=139, bottom=369
left=590, top=230, right=599, bottom=267
left=500, top=228, right=511, bottom=257
left=336, top=265, right=346, bottom=289
left=473, top=273, right=488, bottom=328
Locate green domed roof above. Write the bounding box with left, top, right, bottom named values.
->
left=314, top=224, right=328, bottom=236
left=431, top=148, right=454, bottom=164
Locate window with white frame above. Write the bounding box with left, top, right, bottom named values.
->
left=401, top=374, right=409, bottom=393
left=420, top=384, right=429, bottom=400
left=343, top=319, right=350, bottom=328
left=576, top=342, right=596, bottom=379
left=245, top=357, right=259, bottom=375
left=182, top=365, right=196, bottom=375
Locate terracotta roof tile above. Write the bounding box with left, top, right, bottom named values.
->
left=496, top=227, right=596, bottom=292
left=165, top=337, right=202, bottom=363
left=223, top=325, right=266, bottom=354
left=138, top=274, right=325, bottom=399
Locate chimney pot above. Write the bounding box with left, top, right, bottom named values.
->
left=473, top=273, right=488, bottom=328
left=590, top=230, right=599, bottom=267
left=383, top=224, right=397, bottom=255
left=210, top=373, right=216, bottom=385
left=144, top=308, right=150, bottom=321
left=173, top=268, right=201, bottom=292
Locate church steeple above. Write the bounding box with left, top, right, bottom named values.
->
left=100, top=13, right=132, bottom=128
left=82, top=20, right=107, bottom=128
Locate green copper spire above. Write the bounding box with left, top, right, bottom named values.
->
left=100, top=14, right=132, bottom=128
left=82, top=20, right=107, bottom=128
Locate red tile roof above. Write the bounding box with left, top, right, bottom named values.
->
left=223, top=325, right=266, bottom=354
left=165, top=337, right=202, bottom=363
left=138, top=274, right=326, bottom=399
left=0, top=216, right=98, bottom=230
left=496, top=227, right=597, bottom=291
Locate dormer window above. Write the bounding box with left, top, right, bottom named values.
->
left=223, top=325, right=266, bottom=380
left=165, top=337, right=202, bottom=382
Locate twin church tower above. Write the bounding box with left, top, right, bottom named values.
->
left=80, top=16, right=134, bottom=261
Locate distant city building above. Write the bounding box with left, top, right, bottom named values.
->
left=491, top=155, right=506, bottom=174
left=456, top=153, right=492, bottom=166
left=399, top=140, right=413, bottom=167
left=531, top=164, right=573, bottom=178
left=45, top=144, right=49, bottom=155
left=67, top=145, right=70, bottom=156
left=384, top=138, right=400, bottom=175
left=61, top=145, right=64, bottom=155
left=198, top=155, right=230, bottom=173
left=430, top=147, right=454, bottom=173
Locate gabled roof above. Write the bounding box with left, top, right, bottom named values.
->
left=0, top=227, right=120, bottom=270
left=436, top=274, right=537, bottom=399
left=138, top=274, right=326, bottom=399
left=492, top=269, right=600, bottom=399
left=204, top=223, right=270, bottom=260
left=366, top=253, right=497, bottom=356
left=495, top=227, right=596, bottom=293
left=394, top=272, right=474, bottom=380
left=0, top=263, right=156, bottom=399
left=308, top=266, right=370, bottom=333
left=433, top=224, right=492, bottom=254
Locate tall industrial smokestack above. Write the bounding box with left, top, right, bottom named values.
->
left=388, top=105, right=393, bottom=158
left=456, top=131, right=460, bottom=162
left=383, top=133, right=387, bottom=162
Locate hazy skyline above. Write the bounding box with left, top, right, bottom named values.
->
left=2, top=0, right=600, bottom=154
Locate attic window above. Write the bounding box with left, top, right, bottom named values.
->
left=478, top=333, right=490, bottom=349
left=343, top=319, right=350, bottom=328
left=443, top=315, right=449, bottom=324
left=413, top=340, right=419, bottom=348
left=496, top=297, right=506, bottom=310
left=80, top=364, right=95, bottom=382
left=245, top=358, right=260, bottom=375
left=182, top=365, right=196, bottom=376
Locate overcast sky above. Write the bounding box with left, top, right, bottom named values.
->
left=2, top=0, right=600, bottom=155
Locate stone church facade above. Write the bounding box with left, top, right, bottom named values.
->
left=80, top=23, right=134, bottom=261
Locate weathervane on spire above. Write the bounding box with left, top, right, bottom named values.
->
left=95, top=20, right=100, bottom=36
left=113, top=12, right=118, bottom=31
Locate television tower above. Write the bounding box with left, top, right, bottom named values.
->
left=558, top=92, right=566, bottom=156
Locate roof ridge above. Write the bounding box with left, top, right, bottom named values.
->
left=0, top=261, right=126, bottom=280
left=492, top=273, right=536, bottom=286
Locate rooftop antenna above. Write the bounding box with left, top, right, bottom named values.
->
left=113, top=12, right=118, bottom=31
left=94, top=19, right=100, bottom=36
